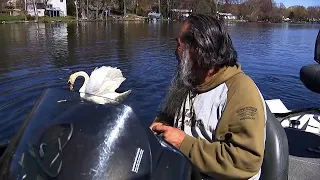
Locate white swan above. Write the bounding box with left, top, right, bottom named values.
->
left=68, top=66, right=132, bottom=104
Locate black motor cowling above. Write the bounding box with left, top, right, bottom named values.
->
left=0, top=88, right=197, bottom=180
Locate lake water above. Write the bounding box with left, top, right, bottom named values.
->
left=0, top=21, right=320, bottom=145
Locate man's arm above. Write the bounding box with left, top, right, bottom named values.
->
left=179, top=76, right=266, bottom=179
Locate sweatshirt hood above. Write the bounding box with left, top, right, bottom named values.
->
left=195, top=63, right=243, bottom=93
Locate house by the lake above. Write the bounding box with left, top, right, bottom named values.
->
left=217, top=12, right=237, bottom=20
left=170, top=9, right=192, bottom=20
left=26, top=0, right=67, bottom=17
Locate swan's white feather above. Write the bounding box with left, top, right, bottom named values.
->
left=83, top=90, right=131, bottom=104
left=85, top=66, right=126, bottom=95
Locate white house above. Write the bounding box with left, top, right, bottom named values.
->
left=26, top=0, right=67, bottom=17
left=26, top=2, right=45, bottom=17
left=46, top=0, right=67, bottom=17
left=170, top=9, right=193, bottom=20
left=218, top=12, right=237, bottom=20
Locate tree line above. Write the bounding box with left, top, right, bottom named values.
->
left=216, top=0, right=320, bottom=22
left=1, top=0, right=319, bottom=22
left=66, top=0, right=319, bottom=22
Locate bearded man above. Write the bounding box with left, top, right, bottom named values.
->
left=150, top=14, right=267, bottom=180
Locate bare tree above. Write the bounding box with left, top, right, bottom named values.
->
left=74, top=0, right=79, bottom=20
left=307, top=6, right=320, bottom=20
left=260, top=0, right=272, bottom=20
left=193, top=0, right=216, bottom=16
left=166, top=0, right=171, bottom=17
left=123, top=0, right=126, bottom=16
left=31, top=0, right=39, bottom=21
left=234, top=0, right=250, bottom=19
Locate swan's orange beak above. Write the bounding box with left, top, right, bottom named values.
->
left=68, top=81, right=73, bottom=91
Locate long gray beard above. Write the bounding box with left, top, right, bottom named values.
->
left=159, top=48, right=195, bottom=119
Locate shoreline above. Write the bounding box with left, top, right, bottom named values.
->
left=0, top=14, right=150, bottom=24
left=0, top=17, right=150, bottom=24
left=1, top=17, right=319, bottom=25
left=0, top=19, right=147, bottom=24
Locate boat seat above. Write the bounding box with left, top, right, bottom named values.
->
left=300, top=30, right=320, bottom=94
left=260, top=105, right=289, bottom=180
left=300, top=64, right=320, bottom=94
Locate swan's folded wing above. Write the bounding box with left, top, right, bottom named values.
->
left=95, top=77, right=126, bottom=95
left=85, top=77, right=104, bottom=95
left=85, top=66, right=127, bottom=95
left=92, top=66, right=124, bottom=80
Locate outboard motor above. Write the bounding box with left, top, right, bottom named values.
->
left=300, top=30, right=320, bottom=94
left=0, top=88, right=199, bottom=180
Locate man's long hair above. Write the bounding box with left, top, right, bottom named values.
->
left=159, top=14, right=238, bottom=120
left=181, top=14, right=238, bottom=71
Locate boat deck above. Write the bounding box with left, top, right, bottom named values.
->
left=285, top=128, right=320, bottom=180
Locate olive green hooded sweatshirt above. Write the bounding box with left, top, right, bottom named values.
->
left=153, top=63, right=266, bottom=180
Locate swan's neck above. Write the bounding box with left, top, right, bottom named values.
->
left=74, top=71, right=89, bottom=93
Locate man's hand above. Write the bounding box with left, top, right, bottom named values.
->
left=152, top=125, right=186, bottom=148
left=149, top=122, right=164, bottom=131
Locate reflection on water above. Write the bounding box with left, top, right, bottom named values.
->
left=0, top=21, right=320, bottom=145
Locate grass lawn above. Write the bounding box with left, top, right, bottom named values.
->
left=0, top=15, right=25, bottom=22
left=0, top=15, right=76, bottom=22
left=38, top=16, right=76, bottom=22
